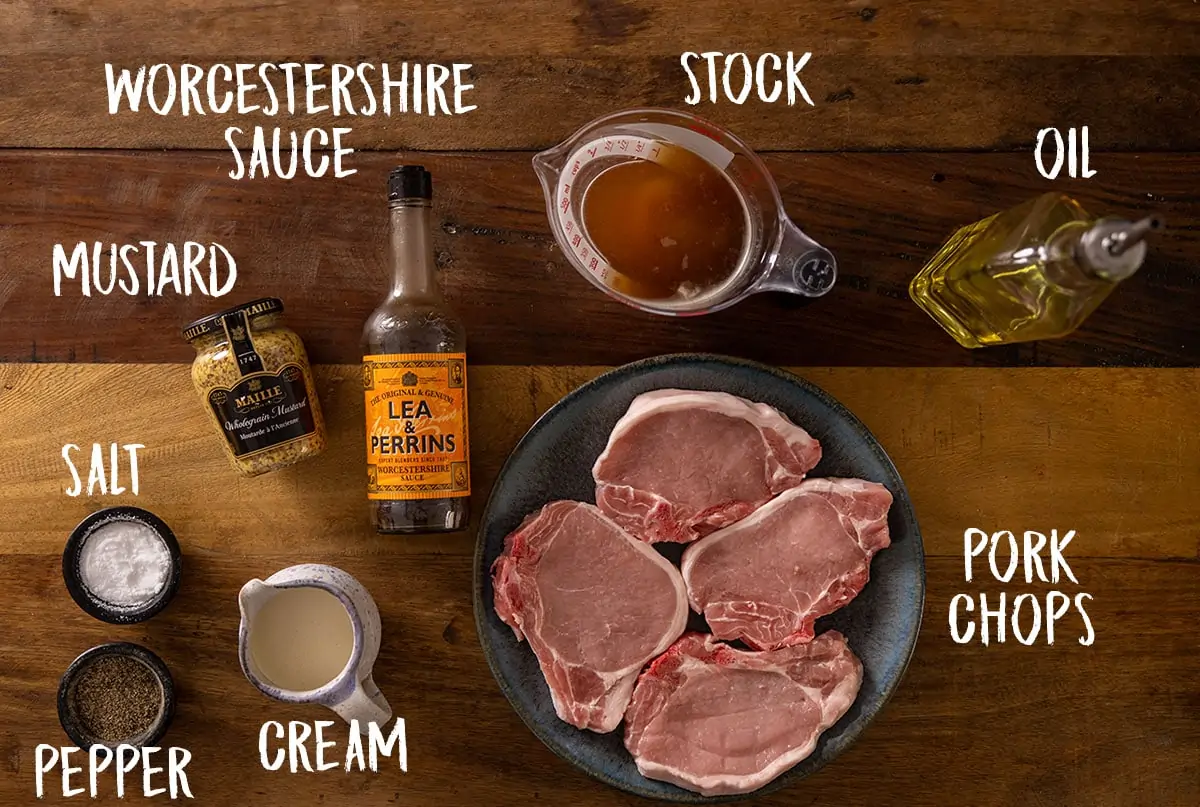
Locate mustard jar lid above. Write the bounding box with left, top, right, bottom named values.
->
left=182, top=297, right=284, bottom=342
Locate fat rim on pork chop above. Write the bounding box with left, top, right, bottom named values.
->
left=681, top=477, right=893, bottom=650
left=623, top=631, right=864, bottom=796
left=492, top=501, right=689, bottom=733
left=593, top=389, right=822, bottom=544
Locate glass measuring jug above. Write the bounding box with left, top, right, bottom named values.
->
left=533, top=108, right=837, bottom=316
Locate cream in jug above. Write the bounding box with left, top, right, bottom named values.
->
left=239, top=564, right=392, bottom=727
left=249, top=586, right=355, bottom=692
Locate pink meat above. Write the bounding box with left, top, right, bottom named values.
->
left=492, top=501, right=688, bottom=733
left=624, top=631, right=862, bottom=796
left=681, top=478, right=892, bottom=650
left=592, top=389, right=822, bottom=544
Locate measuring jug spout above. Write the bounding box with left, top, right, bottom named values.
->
left=758, top=220, right=838, bottom=298
left=532, top=149, right=566, bottom=201
left=238, top=578, right=274, bottom=621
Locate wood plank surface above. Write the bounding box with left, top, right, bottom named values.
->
left=0, top=369, right=1195, bottom=802
left=0, top=364, right=1196, bottom=561
left=2, top=1, right=1198, bottom=150
left=0, top=553, right=1194, bottom=807
left=7, top=1, right=1200, bottom=56
left=2, top=56, right=1196, bottom=151
left=0, top=363, right=1196, bottom=805
left=2, top=2, right=1199, bottom=804
left=2, top=152, right=1197, bottom=368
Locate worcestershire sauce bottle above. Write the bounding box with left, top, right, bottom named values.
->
left=362, top=166, right=470, bottom=533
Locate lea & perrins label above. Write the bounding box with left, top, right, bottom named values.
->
left=362, top=353, right=470, bottom=500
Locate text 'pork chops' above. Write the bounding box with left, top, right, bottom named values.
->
left=624, top=631, right=863, bottom=796
left=593, top=389, right=822, bottom=544
left=682, top=477, right=893, bottom=649
left=491, top=501, right=688, bottom=732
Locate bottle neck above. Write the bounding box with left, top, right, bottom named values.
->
left=389, top=201, right=440, bottom=300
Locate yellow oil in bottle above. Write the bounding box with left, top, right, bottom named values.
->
left=910, top=193, right=1159, bottom=348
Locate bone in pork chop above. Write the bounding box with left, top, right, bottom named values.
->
left=681, top=477, right=892, bottom=650
left=592, top=389, right=822, bottom=544
left=492, top=501, right=688, bottom=732
left=624, top=631, right=862, bottom=796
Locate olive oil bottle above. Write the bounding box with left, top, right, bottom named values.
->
left=362, top=166, right=470, bottom=534
left=910, top=193, right=1161, bottom=348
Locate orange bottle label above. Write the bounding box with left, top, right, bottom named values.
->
left=363, top=353, right=470, bottom=501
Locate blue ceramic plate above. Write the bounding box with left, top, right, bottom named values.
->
left=473, top=354, right=924, bottom=802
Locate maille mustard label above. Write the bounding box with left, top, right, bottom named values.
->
left=207, top=363, right=317, bottom=456
left=362, top=352, right=470, bottom=501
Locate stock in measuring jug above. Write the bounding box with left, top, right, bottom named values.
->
left=533, top=108, right=837, bottom=316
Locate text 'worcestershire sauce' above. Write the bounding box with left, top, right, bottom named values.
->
left=362, top=166, right=470, bottom=534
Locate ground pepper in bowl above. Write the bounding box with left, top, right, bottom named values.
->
left=73, top=655, right=161, bottom=742
left=58, top=642, right=176, bottom=748
left=183, top=298, right=327, bottom=476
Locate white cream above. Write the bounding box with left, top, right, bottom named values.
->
left=249, top=587, right=354, bottom=692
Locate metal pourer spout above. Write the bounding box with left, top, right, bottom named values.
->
left=1103, top=216, right=1164, bottom=256
left=1078, top=215, right=1163, bottom=282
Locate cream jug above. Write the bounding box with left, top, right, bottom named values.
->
left=238, top=563, right=392, bottom=727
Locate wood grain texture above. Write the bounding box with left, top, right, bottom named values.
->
left=6, top=1, right=1200, bottom=56
left=1, top=56, right=1196, bottom=151
left=0, top=364, right=1196, bottom=561
left=0, top=554, right=1194, bottom=806
left=1, top=1, right=1198, bottom=150
left=0, top=364, right=1196, bottom=804
left=1, top=151, right=1198, bottom=368
left=2, top=3, right=1198, bottom=803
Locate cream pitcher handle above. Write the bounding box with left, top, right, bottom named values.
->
left=331, top=675, right=392, bottom=729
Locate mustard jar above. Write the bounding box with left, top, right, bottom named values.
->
left=183, top=298, right=327, bottom=476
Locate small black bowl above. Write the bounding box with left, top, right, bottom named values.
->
left=63, top=507, right=183, bottom=624
left=58, top=642, right=176, bottom=748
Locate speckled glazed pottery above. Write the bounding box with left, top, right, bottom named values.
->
left=238, top=563, right=391, bottom=727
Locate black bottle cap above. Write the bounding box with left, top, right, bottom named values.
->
left=389, top=165, right=432, bottom=201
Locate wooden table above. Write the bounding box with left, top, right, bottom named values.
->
left=1, top=3, right=1197, bottom=805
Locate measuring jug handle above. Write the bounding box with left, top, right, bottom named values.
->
left=331, top=674, right=393, bottom=730
left=758, top=221, right=838, bottom=298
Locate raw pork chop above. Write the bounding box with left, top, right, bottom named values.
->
left=593, top=389, right=822, bottom=544
left=492, top=501, right=688, bottom=732
left=681, top=477, right=892, bottom=649
left=624, top=631, right=862, bottom=796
